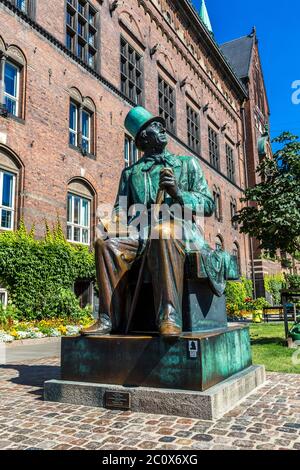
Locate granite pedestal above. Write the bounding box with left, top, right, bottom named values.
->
left=45, top=365, right=265, bottom=420
left=44, top=324, right=265, bottom=419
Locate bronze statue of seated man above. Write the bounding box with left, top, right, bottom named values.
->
left=82, top=106, right=235, bottom=338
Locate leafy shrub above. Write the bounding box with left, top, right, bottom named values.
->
left=286, top=275, right=300, bottom=291
left=225, top=277, right=253, bottom=310
left=264, top=273, right=285, bottom=305
left=0, top=221, right=96, bottom=321
left=0, top=303, right=19, bottom=329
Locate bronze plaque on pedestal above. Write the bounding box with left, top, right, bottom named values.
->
left=105, top=391, right=131, bottom=411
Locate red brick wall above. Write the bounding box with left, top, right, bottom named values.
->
left=0, top=0, right=251, bottom=276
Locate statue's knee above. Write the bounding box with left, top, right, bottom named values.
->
left=95, top=237, right=110, bottom=253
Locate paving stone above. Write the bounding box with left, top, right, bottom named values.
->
left=0, top=358, right=300, bottom=451
left=192, top=434, right=214, bottom=442
left=159, top=436, right=177, bottom=443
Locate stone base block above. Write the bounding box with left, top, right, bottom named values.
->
left=44, top=365, right=265, bottom=420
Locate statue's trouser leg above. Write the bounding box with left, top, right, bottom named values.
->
left=95, top=237, right=140, bottom=331
left=147, top=224, right=186, bottom=329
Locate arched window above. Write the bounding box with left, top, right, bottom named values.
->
left=233, top=242, right=241, bottom=275
left=215, top=235, right=224, bottom=252
left=0, top=41, right=26, bottom=119
left=230, top=198, right=238, bottom=229
left=69, top=88, right=96, bottom=156
left=0, top=146, right=23, bottom=231
left=67, top=179, right=95, bottom=245
left=213, top=186, right=222, bottom=222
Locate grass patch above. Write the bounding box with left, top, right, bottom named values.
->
left=250, top=323, right=300, bottom=374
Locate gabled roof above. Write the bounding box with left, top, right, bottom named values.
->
left=220, top=34, right=255, bottom=80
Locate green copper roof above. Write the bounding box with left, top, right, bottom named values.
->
left=199, top=0, right=213, bottom=34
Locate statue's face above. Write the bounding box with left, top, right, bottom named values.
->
left=140, top=120, right=168, bottom=150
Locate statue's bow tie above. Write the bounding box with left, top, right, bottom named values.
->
left=142, top=154, right=173, bottom=172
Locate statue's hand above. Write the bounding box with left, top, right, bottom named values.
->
left=159, top=168, right=181, bottom=201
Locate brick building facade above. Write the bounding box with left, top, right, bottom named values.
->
left=0, top=0, right=276, bottom=303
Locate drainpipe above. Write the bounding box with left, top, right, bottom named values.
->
left=241, top=102, right=257, bottom=299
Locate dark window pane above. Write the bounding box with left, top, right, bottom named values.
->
left=158, top=77, right=176, bottom=133
left=4, top=62, right=18, bottom=97
left=66, top=0, right=98, bottom=69
left=5, top=97, right=17, bottom=115
left=2, top=173, right=13, bottom=208
left=209, top=127, right=219, bottom=170
left=16, top=0, right=27, bottom=12
left=82, top=110, right=90, bottom=138
left=74, top=227, right=81, bottom=242
left=1, top=210, right=12, bottom=229
left=226, top=144, right=235, bottom=182
left=67, top=225, right=72, bottom=240
left=187, top=104, right=200, bottom=153
left=120, top=38, right=143, bottom=105
left=69, top=102, right=77, bottom=131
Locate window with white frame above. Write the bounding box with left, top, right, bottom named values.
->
left=0, top=288, right=8, bottom=307
left=67, top=192, right=90, bottom=245
left=69, top=101, right=78, bottom=147
left=0, top=169, right=15, bottom=230
left=124, top=135, right=140, bottom=167
left=4, top=61, right=20, bottom=117
left=69, top=101, right=93, bottom=154
left=82, top=109, right=91, bottom=154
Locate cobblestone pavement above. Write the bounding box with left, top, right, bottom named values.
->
left=0, top=358, right=300, bottom=450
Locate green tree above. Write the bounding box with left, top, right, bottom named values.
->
left=235, top=132, right=300, bottom=257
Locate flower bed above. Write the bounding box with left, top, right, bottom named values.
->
left=0, top=318, right=93, bottom=343
left=227, top=297, right=271, bottom=323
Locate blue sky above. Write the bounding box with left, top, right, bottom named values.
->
left=192, top=0, right=300, bottom=139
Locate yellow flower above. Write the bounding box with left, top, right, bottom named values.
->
left=58, top=326, right=67, bottom=335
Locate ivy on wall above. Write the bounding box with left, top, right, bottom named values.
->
left=0, top=221, right=96, bottom=320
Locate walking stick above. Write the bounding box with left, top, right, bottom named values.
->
left=125, top=187, right=165, bottom=335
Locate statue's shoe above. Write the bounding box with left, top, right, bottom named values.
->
left=81, top=316, right=112, bottom=336
left=159, top=321, right=182, bottom=338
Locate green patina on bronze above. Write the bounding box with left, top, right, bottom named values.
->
left=82, top=105, right=239, bottom=338
left=124, top=106, right=165, bottom=140
left=61, top=325, right=252, bottom=392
